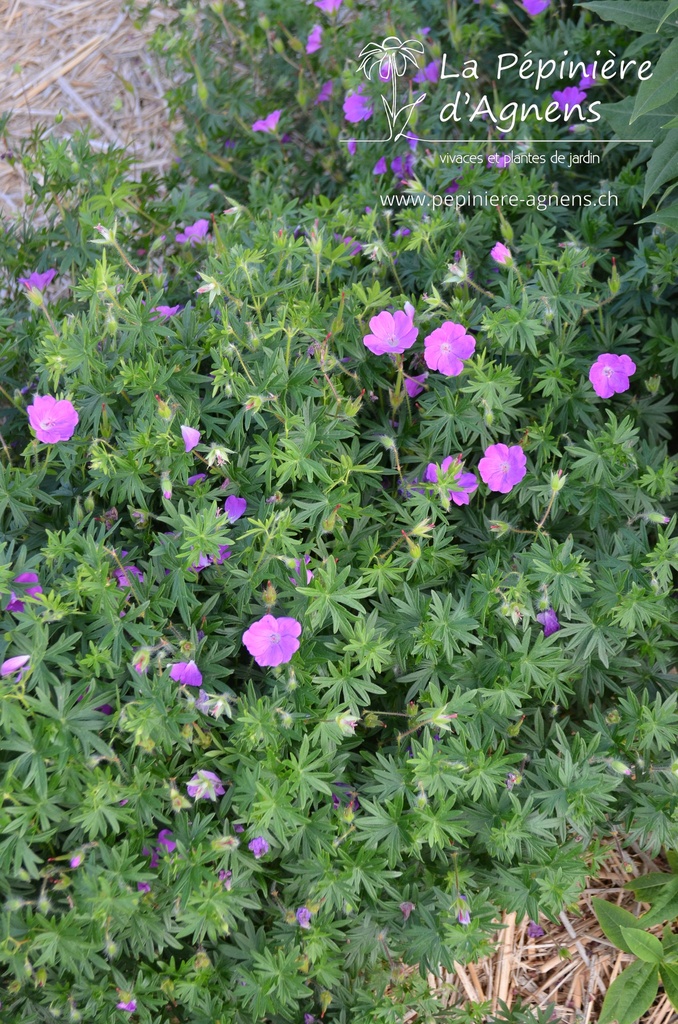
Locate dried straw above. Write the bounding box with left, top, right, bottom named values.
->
left=0, top=0, right=179, bottom=217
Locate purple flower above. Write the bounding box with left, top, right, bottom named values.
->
left=116, top=1000, right=137, bottom=1012
left=170, top=660, right=203, bottom=687
left=579, top=63, right=597, bottom=90
left=394, top=227, right=411, bottom=239
left=523, top=0, right=550, bottom=13
left=478, top=444, right=527, bottom=493
left=27, top=395, right=78, bottom=443
left=363, top=310, right=418, bottom=356
left=589, top=353, right=636, bottom=398
left=346, top=138, right=357, bottom=156
left=343, top=86, right=373, bottom=124
left=175, top=219, right=209, bottom=245
left=187, top=473, right=207, bottom=485
left=552, top=86, right=587, bottom=113
left=213, top=545, right=232, bottom=564
left=97, top=704, right=114, bottom=715
left=413, top=61, right=439, bottom=84
left=219, top=869, right=233, bottom=888
left=457, top=895, right=471, bottom=926
left=373, top=157, right=387, bottom=175
left=488, top=153, right=511, bottom=169
left=191, top=553, right=212, bottom=572
left=296, top=906, right=312, bottom=928
left=224, top=495, right=247, bottom=522
left=505, top=772, right=518, bottom=791
left=70, top=853, right=83, bottom=868
left=137, top=882, right=151, bottom=893
left=19, top=268, right=57, bottom=292
left=490, top=242, right=512, bottom=266
left=181, top=425, right=201, bottom=452
left=242, top=614, right=302, bottom=667
left=290, top=555, right=313, bottom=586
left=405, top=373, right=428, bottom=398
left=6, top=572, right=42, bottom=613
left=252, top=110, right=281, bottom=133
left=536, top=608, right=561, bottom=637
left=423, top=322, right=475, bottom=376
left=305, top=1016, right=316, bottom=1024
left=158, top=829, right=176, bottom=852
left=315, top=0, right=342, bottom=11
left=248, top=836, right=270, bottom=858
left=391, top=153, right=415, bottom=178
left=424, top=456, right=478, bottom=506
left=143, top=845, right=160, bottom=869
left=1, top=655, right=30, bottom=680
left=150, top=304, right=183, bottom=319
left=315, top=80, right=333, bottom=104
left=528, top=920, right=545, bottom=938
left=186, top=770, right=225, bottom=801
left=400, top=901, right=416, bottom=921
left=306, top=24, right=323, bottom=53
left=132, top=648, right=150, bottom=673
left=333, top=234, right=362, bottom=256
left=114, top=566, right=144, bottom=588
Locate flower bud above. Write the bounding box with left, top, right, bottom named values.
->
left=609, top=760, right=632, bottom=776
left=322, top=506, right=339, bottom=532
left=160, top=472, right=172, bottom=500
left=257, top=12, right=270, bottom=28
left=402, top=532, right=421, bottom=560
left=94, top=224, right=114, bottom=242
left=605, top=708, right=621, bottom=725
left=131, top=509, right=149, bottom=528
left=262, top=581, right=277, bottom=608
left=489, top=520, right=511, bottom=536
left=156, top=396, right=172, bottom=421
left=194, top=951, right=212, bottom=970
left=27, top=286, right=44, bottom=306
left=244, top=395, right=264, bottom=413
left=84, top=495, right=95, bottom=513
left=550, top=470, right=566, bottom=492
left=609, top=257, right=620, bottom=295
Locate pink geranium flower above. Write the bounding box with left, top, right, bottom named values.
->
left=552, top=86, right=587, bottom=113
left=252, top=110, right=281, bottom=133
left=589, top=354, right=636, bottom=398
left=242, top=614, right=302, bottom=667
left=175, top=219, right=210, bottom=245
left=169, top=660, right=203, bottom=687
left=151, top=304, right=183, bottom=319
left=181, top=425, right=201, bottom=452
left=423, top=322, right=475, bottom=376
left=490, top=242, right=512, bottom=266
left=27, top=395, right=79, bottom=443
left=6, top=572, right=42, bottom=613
left=343, top=86, right=373, bottom=123
left=315, top=0, right=342, bottom=12
left=186, top=769, right=225, bottom=800
left=18, top=268, right=57, bottom=292
left=363, top=310, right=418, bottom=356
left=116, top=1000, right=137, bottom=1012
left=424, top=456, right=478, bottom=506
left=306, top=24, right=323, bottom=53
left=478, top=443, right=527, bottom=493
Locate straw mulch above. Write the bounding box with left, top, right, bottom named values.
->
left=410, top=844, right=678, bottom=1024
left=0, top=0, right=178, bottom=218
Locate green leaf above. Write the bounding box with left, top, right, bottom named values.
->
left=659, top=963, right=678, bottom=1010
left=631, top=37, right=678, bottom=122
left=625, top=872, right=676, bottom=898
left=598, top=961, right=659, bottom=1024
left=578, top=1, right=676, bottom=34
left=637, top=878, right=678, bottom=927
left=600, top=97, right=675, bottom=142
left=662, top=925, right=678, bottom=962
left=658, top=0, right=678, bottom=30
left=644, top=129, right=678, bottom=202
left=620, top=927, right=664, bottom=963
left=591, top=897, right=640, bottom=953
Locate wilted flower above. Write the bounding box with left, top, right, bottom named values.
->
left=181, top=425, right=201, bottom=452
left=132, top=648, right=151, bottom=674
left=252, top=110, right=281, bottom=133
left=296, top=906, right=312, bottom=928
left=306, top=24, right=323, bottom=53
left=589, top=354, right=636, bottom=399
left=27, top=395, right=79, bottom=443
left=248, top=836, right=269, bottom=858
left=242, top=615, right=302, bottom=667
left=536, top=608, right=561, bottom=637
left=478, top=444, right=527, bottom=493
left=423, top=322, right=475, bottom=376
left=175, top=219, right=210, bottom=245
left=527, top=920, right=545, bottom=938
left=219, top=869, right=233, bottom=888
left=457, top=895, right=471, bottom=925
left=400, top=901, right=416, bottom=921
left=363, top=309, right=418, bottom=355
left=160, top=472, right=172, bottom=500
left=186, top=770, right=225, bottom=801
left=170, top=660, right=203, bottom=687
left=343, top=86, right=373, bottom=123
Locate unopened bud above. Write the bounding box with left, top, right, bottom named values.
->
left=156, top=395, right=172, bottom=421
left=322, top=506, right=340, bottom=532
left=605, top=708, right=621, bottom=725
left=27, top=286, right=44, bottom=306
left=94, top=224, right=114, bottom=243
left=244, top=395, right=264, bottom=413
left=609, top=257, right=620, bottom=295
left=84, top=495, right=95, bottom=513
left=194, top=951, right=212, bottom=970
left=550, top=470, right=566, bottom=492
left=489, top=520, right=511, bottom=536
left=262, top=581, right=277, bottom=608
left=609, top=760, right=632, bottom=776
left=257, top=12, right=270, bottom=28
left=402, top=531, right=421, bottom=559
left=160, top=471, right=172, bottom=500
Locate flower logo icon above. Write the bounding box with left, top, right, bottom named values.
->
left=357, top=36, right=426, bottom=140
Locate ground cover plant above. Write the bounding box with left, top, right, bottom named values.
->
left=1, top=0, right=678, bottom=1022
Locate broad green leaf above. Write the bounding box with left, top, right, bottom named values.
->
left=598, top=961, right=659, bottom=1024
left=592, top=898, right=641, bottom=953
left=578, top=1, right=676, bottom=34
left=659, top=963, right=678, bottom=1010
left=658, top=0, right=678, bottom=29
left=625, top=872, right=677, bottom=897
left=644, top=128, right=678, bottom=202
left=631, top=37, right=678, bottom=122
left=599, top=97, right=674, bottom=142
left=637, top=879, right=678, bottom=927
left=620, top=926, right=664, bottom=963
left=663, top=925, right=678, bottom=962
